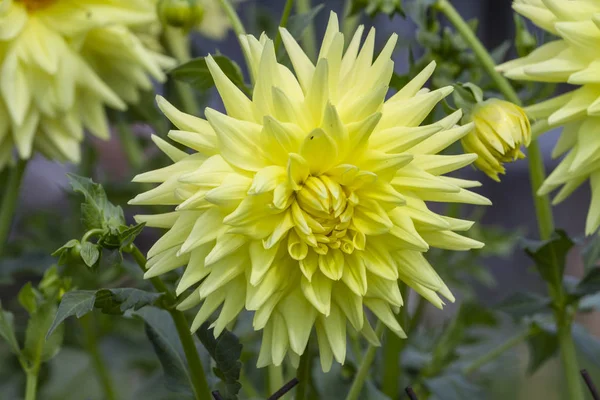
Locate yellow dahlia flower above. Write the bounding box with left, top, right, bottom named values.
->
left=0, top=0, right=174, bottom=169
left=462, top=99, right=531, bottom=181
left=497, top=0, right=600, bottom=234
left=130, top=12, right=489, bottom=371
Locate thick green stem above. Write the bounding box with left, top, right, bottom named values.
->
left=463, top=329, right=530, bottom=375
left=81, top=315, right=117, bottom=400
left=295, top=0, right=317, bottom=61
left=295, top=348, right=311, bottom=400
left=126, top=245, right=211, bottom=400
left=558, top=321, right=585, bottom=400
left=382, top=284, right=408, bottom=399
left=274, top=0, right=295, bottom=55
left=345, top=323, right=385, bottom=400
left=0, top=159, right=26, bottom=254
left=24, top=371, right=38, bottom=400
left=268, top=365, right=285, bottom=396
left=526, top=141, right=555, bottom=239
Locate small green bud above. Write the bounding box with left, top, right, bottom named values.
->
left=157, top=0, right=204, bottom=31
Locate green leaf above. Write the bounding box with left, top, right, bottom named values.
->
left=0, top=302, right=20, bottom=355
left=496, top=292, right=551, bottom=319
left=524, top=230, right=574, bottom=289
left=134, top=307, right=192, bottom=394
left=349, top=0, right=405, bottom=18
left=170, top=55, right=249, bottom=95
left=24, top=302, right=65, bottom=365
left=47, top=291, right=96, bottom=338
left=52, top=239, right=83, bottom=268
left=67, top=174, right=125, bottom=233
left=527, top=322, right=558, bottom=374
left=583, top=233, right=600, bottom=272
left=18, top=282, right=39, bottom=315
left=80, top=242, right=101, bottom=269
left=118, top=222, right=146, bottom=250
left=197, top=323, right=243, bottom=400
left=565, top=268, right=600, bottom=300
left=573, top=323, right=600, bottom=368
left=287, top=4, right=324, bottom=40
left=425, top=373, right=484, bottom=400
left=98, top=248, right=123, bottom=270
left=47, top=288, right=162, bottom=337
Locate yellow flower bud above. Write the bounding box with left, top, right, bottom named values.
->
left=462, top=99, right=531, bottom=182
left=157, top=0, right=204, bottom=31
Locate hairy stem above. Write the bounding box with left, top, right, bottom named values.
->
left=0, top=159, right=26, bottom=254
left=345, top=323, right=385, bottom=400
left=24, top=371, right=38, bottom=400
left=126, top=244, right=211, bottom=400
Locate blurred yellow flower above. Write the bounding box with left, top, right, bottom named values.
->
left=0, top=0, right=174, bottom=169
left=498, top=0, right=600, bottom=234
left=462, top=99, right=531, bottom=181
left=131, top=12, right=489, bottom=371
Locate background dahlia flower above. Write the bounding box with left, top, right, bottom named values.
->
left=0, top=0, right=174, bottom=169
left=497, top=0, right=600, bottom=234
left=131, top=12, right=489, bottom=371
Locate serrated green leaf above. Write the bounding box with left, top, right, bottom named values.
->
left=99, top=248, right=123, bottom=270
left=18, top=282, right=39, bottom=315
left=47, top=291, right=97, bottom=338
left=527, top=322, right=558, bottom=374
left=197, top=323, right=242, bottom=400
left=496, top=292, right=551, bottom=319
left=287, top=4, right=324, bottom=40
left=524, top=230, right=574, bottom=289
left=24, top=302, right=64, bottom=365
left=170, top=55, right=249, bottom=95
left=48, top=289, right=163, bottom=337
left=0, top=302, right=20, bottom=355
left=67, top=174, right=125, bottom=233
left=80, top=242, right=101, bottom=268
left=134, top=307, right=192, bottom=394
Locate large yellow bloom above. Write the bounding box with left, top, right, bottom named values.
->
left=0, top=0, right=174, bottom=169
left=131, top=12, right=489, bottom=370
left=498, top=0, right=600, bottom=234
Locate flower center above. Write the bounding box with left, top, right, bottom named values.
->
left=293, top=175, right=361, bottom=255
left=18, top=0, right=57, bottom=12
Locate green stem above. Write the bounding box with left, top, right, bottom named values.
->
left=295, top=348, right=311, bottom=400
left=350, top=335, right=362, bottom=364
left=345, top=323, right=385, bottom=400
left=557, top=320, right=585, bottom=400
left=463, top=329, right=531, bottom=375
left=163, top=28, right=200, bottom=115
left=0, top=159, right=26, bottom=254
left=382, top=284, right=409, bottom=399
left=116, top=120, right=144, bottom=171
left=125, top=245, right=211, bottom=400
left=295, top=0, right=318, bottom=61
left=217, top=0, right=246, bottom=38
left=408, top=296, right=427, bottom=334
left=268, top=365, right=285, bottom=396
left=274, top=0, right=295, bottom=55
left=24, top=371, right=38, bottom=400
left=81, top=315, right=117, bottom=400
left=434, top=1, right=580, bottom=396
left=434, top=0, right=554, bottom=240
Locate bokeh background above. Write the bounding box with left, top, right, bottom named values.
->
left=3, top=1, right=597, bottom=399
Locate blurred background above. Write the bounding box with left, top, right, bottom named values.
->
left=3, top=1, right=597, bottom=399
